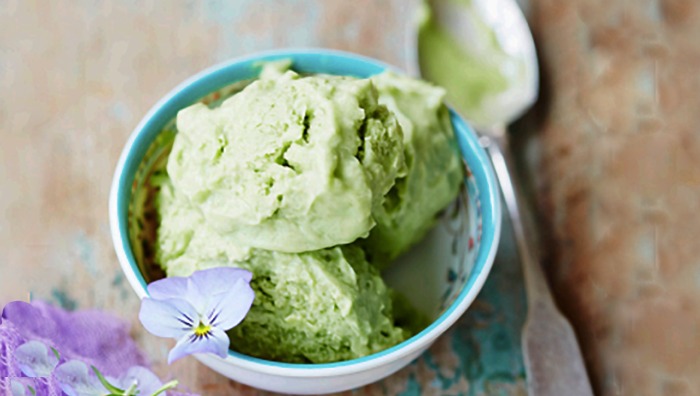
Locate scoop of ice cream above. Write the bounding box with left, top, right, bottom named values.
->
left=155, top=180, right=407, bottom=363
left=361, top=72, right=464, bottom=266
left=229, top=246, right=407, bottom=363
left=167, top=69, right=405, bottom=253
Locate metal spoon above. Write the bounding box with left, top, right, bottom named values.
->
left=409, top=1, right=594, bottom=394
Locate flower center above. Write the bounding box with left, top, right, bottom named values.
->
left=193, top=322, right=212, bottom=337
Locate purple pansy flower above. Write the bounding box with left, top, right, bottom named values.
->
left=139, top=267, right=255, bottom=363
left=14, top=340, right=59, bottom=377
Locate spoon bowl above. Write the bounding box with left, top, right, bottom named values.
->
left=411, top=0, right=539, bottom=127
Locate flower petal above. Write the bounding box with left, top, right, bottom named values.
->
left=54, top=360, right=105, bottom=396
left=147, top=275, right=207, bottom=314
left=139, top=298, right=198, bottom=339
left=206, top=277, right=255, bottom=330
left=167, top=327, right=229, bottom=364
left=10, top=379, right=27, bottom=396
left=118, top=366, right=163, bottom=396
left=2, top=301, right=38, bottom=320
left=1, top=302, right=48, bottom=338
left=191, top=268, right=253, bottom=299
left=191, top=267, right=254, bottom=322
left=14, top=340, right=59, bottom=377
left=147, top=276, right=188, bottom=301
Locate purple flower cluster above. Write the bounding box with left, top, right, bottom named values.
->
left=0, top=301, right=192, bottom=396
left=0, top=267, right=254, bottom=395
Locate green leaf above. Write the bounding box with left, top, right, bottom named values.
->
left=151, top=380, right=179, bottom=396
left=50, top=347, right=61, bottom=361
left=91, top=365, right=125, bottom=394
left=28, top=386, right=36, bottom=396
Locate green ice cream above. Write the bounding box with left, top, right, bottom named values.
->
left=418, top=0, right=510, bottom=124
left=155, top=179, right=406, bottom=363
left=152, top=64, right=463, bottom=363
left=362, top=72, right=463, bottom=266
left=168, top=68, right=405, bottom=253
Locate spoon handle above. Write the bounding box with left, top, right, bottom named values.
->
left=480, top=131, right=594, bottom=396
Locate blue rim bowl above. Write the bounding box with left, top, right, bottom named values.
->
left=109, top=48, right=501, bottom=376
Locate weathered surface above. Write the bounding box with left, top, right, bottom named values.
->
left=524, top=0, right=700, bottom=395
left=1, top=0, right=694, bottom=395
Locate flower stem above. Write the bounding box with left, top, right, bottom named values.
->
left=151, top=380, right=179, bottom=396
left=123, top=382, right=139, bottom=396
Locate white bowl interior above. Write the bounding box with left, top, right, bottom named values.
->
left=383, top=172, right=480, bottom=319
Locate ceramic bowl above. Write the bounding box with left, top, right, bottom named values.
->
left=109, top=49, right=501, bottom=394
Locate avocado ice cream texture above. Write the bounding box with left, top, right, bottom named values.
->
left=168, top=67, right=406, bottom=253
left=155, top=178, right=407, bottom=363
left=153, top=64, right=462, bottom=363
left=363, top=72, right=464, bottom=266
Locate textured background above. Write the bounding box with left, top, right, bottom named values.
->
left=524, top=0, right=700, bottom=395
left=1, top=0, right=697, bottom=395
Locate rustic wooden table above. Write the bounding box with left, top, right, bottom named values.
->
left=1, top=1, right=697, bottom=395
